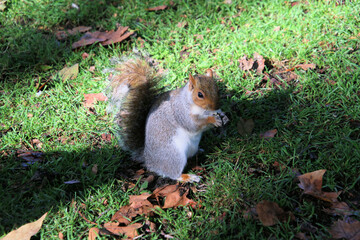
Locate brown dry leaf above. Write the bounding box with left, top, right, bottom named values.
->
left=104, top=223, right=142, bottom=238
left=237, top=118, right=254, bottom=136
left=163, top=189, right=197, bottom=209
left=297, top=169, right=340, bottom=202
left=101, top=26, right=134, bottom=46
left=286, top=63, right=316, bottom=72
left=55, top=26, right=92, bottom=40
left=253, top=52, right=265, bottom=74
left=2, top=212, right=47, bottom=240
left=72, top=31, right=109, bottom=49
left=256, top=200, right=294, bottom=227
left=296, top=63, right=316, bottom=71
left=147, top=5, right=168, bottom=11
left=129, top=192, right=152, bottom=208
left=238, top=55, right=254, bottom=71
left=83, top=93, right=108, bottom=108
left=260, top=129, right=277, bottom=139
left=273, top=26, right=281, bottom=31
left=88, top=227, right=100, bottom=240
left=152, top=184, right=179, bottom=198
left=58, top=63, right=79, bottom=82
left=162, top=189, right=182, bottom=208
left=82, top=52, right=89, bottom=59
left=329, top=220, right=360, bottom=239
left=58, top=231, right=64, bottom=239
left=323, top=202, right=354, bottom=216
left=110, top=206, right=132, bottom=225
left=89, top=66, right=95, bottom=72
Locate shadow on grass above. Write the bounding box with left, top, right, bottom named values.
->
left=0, top=83, right=295, bottom=235
left=0, top=0, right=125, bottom=81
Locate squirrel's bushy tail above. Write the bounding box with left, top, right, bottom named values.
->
left=107, top=59, right=160, bottom=155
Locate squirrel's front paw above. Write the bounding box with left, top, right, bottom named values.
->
left=213, top=111, right=229, bottom=127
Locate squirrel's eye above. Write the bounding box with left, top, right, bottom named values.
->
left=198, top=92, right=204, bottom=98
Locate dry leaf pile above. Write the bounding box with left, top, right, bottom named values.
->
left=83, top=183, right=199, bottom=239
left=55, top=26, right=135, bottom=49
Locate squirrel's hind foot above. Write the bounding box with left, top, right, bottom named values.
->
left=177, top=174, right=201, bottom=183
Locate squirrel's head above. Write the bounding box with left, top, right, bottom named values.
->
left=189, top=69, right=219, bottom=110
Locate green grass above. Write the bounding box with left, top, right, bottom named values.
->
left=1, top=0, right=360, bottom=239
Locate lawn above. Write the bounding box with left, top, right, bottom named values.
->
left=1, top=0, right=359, bottom=239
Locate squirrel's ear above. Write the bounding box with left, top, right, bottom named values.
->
left=189, top=73, right=195, bottom=90
left=205, top=69, right=213, bottom=78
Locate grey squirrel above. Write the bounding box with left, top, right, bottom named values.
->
left=107, top=59, right=229, bottom=182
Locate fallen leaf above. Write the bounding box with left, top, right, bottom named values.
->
left=56, top=26, right=92, bottom=40
left=104, top=222, right=142, bottom=238
left=82, top=52, right=89, bottom=59
left=323, top=202, right=354, bottom=216
left=237, top=118, right=254, bottom=136
left=273, top=26, right=281, bottom=31
left=285, top=63, right=316, bottom=72
left=253, top=52, right=265, bottom=74
left=297, top=169, right=340, bottom=202
left=101, top=26, right=134, bottom=46
left=329, top=220, right=360, bottom=239
left=260, top=129, right=277, bottom=139
left=147, top=5, right=167, bottom=11
left=88, top=227, right=100, bottom=240
left=256, top=200, right=294, bottom=226
left=129, top=192, right=152, bottom=208
left=89, top=66, right=95, bottom=72
left=83, top=93, right=108, bottom=108
left=72, top=31, right=108, bottom=49
left=58, top=231, right=64, bottom=240
left=152, top=184, right=179, bottom=198
left=163, top=189, right=197, bottom=209
left=2, top=212, right=48, bottom=240
left=296, top=63, right=316, bottom=71
left=58, top=64, right=79, bottom=82
left=298, top=169, right=325, bottom=193
left=238, top=55, right=254, bottom=71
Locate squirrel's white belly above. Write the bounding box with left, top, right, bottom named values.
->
left=172, top=127, right=202, bottom=158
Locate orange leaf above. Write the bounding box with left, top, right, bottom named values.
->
left=103, top=223, right=142, bottom=238
left=88, top=227, right=100, bottom=240
left=83, top=93, right=108, bottom=108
